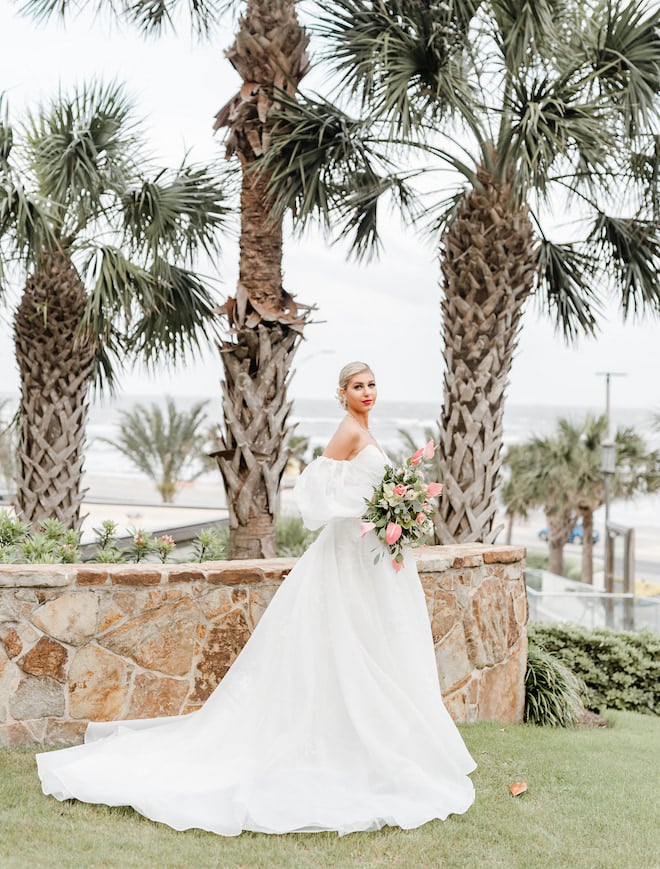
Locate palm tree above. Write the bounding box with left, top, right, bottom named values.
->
left=102, top=398, right=209, bottom=503
left=211, top=1, right=314, bottom=557
left=21, top=0, right=314, bottom=558
left=570, top=417, right=660, bottom=582
left=262, top=0, right=660, bottom=545
left=500, top=444, right=536, bottom=546
left=0, top=83, right=228, bottom=528
left=503, top=432, right=578, bottom=576
left=503, top=416, right=660, bottom=580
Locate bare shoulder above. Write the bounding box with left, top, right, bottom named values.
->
left=323, top=418, right=365, bottom=461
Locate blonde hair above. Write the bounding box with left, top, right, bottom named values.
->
left=336, top=361, right=373, bottom=409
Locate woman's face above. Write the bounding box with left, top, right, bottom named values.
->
left=342, top=370, right=377, bottom=415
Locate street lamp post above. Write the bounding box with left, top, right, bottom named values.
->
left=600, top=439, right=616, bottom=625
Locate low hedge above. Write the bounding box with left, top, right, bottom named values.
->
left=529, top=623, right=660, bottom=716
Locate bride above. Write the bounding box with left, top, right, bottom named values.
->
left=36, top=361, right=476, bottom=836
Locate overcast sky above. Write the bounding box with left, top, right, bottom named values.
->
left=0, top=4, right=658, bottom=413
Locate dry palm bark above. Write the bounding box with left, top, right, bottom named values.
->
left=437, top=171, right=538, bottom=544
left=213, top=0, right=312, bottom=558
left=13, top=252, right=96, bottom=530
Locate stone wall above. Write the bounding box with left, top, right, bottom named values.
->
left=0, top=544, right=527, bottom=747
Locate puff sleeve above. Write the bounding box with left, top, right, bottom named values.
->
left=293, top=457, right=375, bottom=530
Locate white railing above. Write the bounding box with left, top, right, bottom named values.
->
left=525, top=569, right=660, bottom=633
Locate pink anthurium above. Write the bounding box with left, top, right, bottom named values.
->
left=385, top=522, right=403, bottom=545
left=360, top=521, right=376, bottom=538
left=426, top=482, right=443, bottom=498
left=410, top=447, right=424, bottom=466
left=423, top=439, right=435, bottom=459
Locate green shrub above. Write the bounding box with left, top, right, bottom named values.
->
left=525, top=639, right=585, bottom=726
left=529, top=623, right=660, bottom=715
left=192, top=526, right=228, bottom=562
left=275, top=515, right=318, bottom=557
left=0, top=510, right=29, bottom=549
left=0, top=513, right=315, bottom=564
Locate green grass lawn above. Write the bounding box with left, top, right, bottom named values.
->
left=1, top=711, right=657, bottom=869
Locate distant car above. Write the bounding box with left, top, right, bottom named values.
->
left=537, top=524, right=600, bottom=544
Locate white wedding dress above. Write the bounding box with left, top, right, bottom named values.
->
left=37, top=444, right=476, bottom=836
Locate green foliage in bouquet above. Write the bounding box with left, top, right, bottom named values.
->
left=361, top=441, right=442, bottom=572
left=529, top=623, right=660, bottom=715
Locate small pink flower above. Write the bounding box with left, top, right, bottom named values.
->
left=394, top=484, right=407, bottom=496
left=416, top=512, right=427, bottom=524
left=392, top=557, right=404, bottom=573
left=410, top=447, right=424, bottom=466
left=385, top=522, right=402, bottom=545
left=360, top=521, right=376, bottom=538
left=423, top=439, right=435, bottom=459
left=425, top=482, right=443, bottom=497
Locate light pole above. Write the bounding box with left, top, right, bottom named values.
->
left=595, top=371, right=627, bottom=438
left=595, top=372, right=625, bottom=623
left=600, top=439, right=616, bottom=530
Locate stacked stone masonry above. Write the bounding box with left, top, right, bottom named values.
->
left=0, top=544, right=527, bottom=747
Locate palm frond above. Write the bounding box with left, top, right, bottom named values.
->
left=536, top=239, right=601, bottom=339
left=586, top=0, right=660, bottom=137
left=19, top=0, right=227, bottom=37
left=492, top=0, right=567, bottom=70
left=81, top=243, right=155, bottom=330
left=317, top=0, right=479, bottom=136
left=121, top=162, right=229, bottom=263
left=334, top=171, right=421, bottom=260
left=588, top=213, right=660, bottom=316
left=24, top=81, right=138, bottom=232
left=265, top=90, right=391, bottom=225
left=502, top=74, right=613, bottom=195
left=629, top=134, right=660, bottom=218
left=0, top=104, right=54, bottom=265
left=127, top=259, right=219, bottom=363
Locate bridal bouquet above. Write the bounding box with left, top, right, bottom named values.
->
left=360, top=440, right=443, bottom=573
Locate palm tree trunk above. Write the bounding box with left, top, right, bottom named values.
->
left=436, top=170, right=539, bottom=544
left=13, top=252, right=96, bottom=530
left=579, top=506, right=595, bottom=584
left=215, top=319, right=302, bottom=560
left=546, top=511, right=573, bottom=576
left=505, top=511, right=514, bottom=545
left=213, top=0, right=311, bottom=559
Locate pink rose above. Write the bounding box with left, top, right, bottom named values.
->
left=423, top=439, right=435, bottom=459
left=425, top=482, right=443, bottom=497
left=394, top=484, right=407, bottom=496
left=416, top=512, right=427, bottom=524
left=360, top=521, right=376, bottom=538
left=410, top=447, right=424, bottom=466
left=385, top=522, right=403, bottom=545
left=392, top=557, right=404, bottom=573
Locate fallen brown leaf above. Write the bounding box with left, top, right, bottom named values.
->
left=509, top=781, right=528, bottom=796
